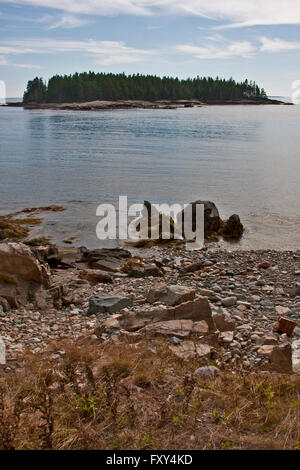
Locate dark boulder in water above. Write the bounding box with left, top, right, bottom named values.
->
left=179, top=200, right=221, bottom=238
left=220, top=214, right=244, bottom=239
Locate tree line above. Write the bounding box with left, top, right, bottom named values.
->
left=23, top=72, right=267, bottom=103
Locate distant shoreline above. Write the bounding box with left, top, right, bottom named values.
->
left=3, top=97, right=292, bottom=111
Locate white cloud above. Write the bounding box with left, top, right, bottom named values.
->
left=0, top=54, right=40, bottom=67
left=3, top=0, right=300, bottom=27
left=45, top=14, right=89, bottom=29
left=177, top=40, right=255, bottom=59
left=12, top=62, right=41, bottom=68
left=260, top=36, right=300, bottom=52
left=0, top=38, right=154, bottom=65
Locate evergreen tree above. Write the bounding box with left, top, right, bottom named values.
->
left=23, top=73, right=267, bottom=104
left=23, top=77, right=47, bottom=103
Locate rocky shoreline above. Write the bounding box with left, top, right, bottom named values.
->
left=0, top=240, right=299, bottom=377
left=4, top=97, right=291, bottom=111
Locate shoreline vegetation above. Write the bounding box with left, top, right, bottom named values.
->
left=3, top=72, right=292, bottom=110
left=6, top=96, right=290, bottom=111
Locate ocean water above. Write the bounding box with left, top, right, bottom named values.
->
left=0, top=104, right=300, bottom=250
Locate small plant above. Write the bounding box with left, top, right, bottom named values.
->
left=73, top=394, right=97, bottom=418
left=256, top=383, right=275, bottom=407
left=172, top=410, right=185, bottom=428
left=221, top=440, right=233, bottom=449
left=212, top=409, right=229, bottom=424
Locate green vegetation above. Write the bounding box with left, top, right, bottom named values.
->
left=23, top=72, right=267, bottom=104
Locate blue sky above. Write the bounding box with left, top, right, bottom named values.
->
left=1, top=0, right=300, bottom=97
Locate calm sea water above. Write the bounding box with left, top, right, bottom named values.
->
left=0, top=105, right=300, bottom=250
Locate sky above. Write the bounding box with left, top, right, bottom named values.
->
left=0, top=0, right=300, bottom=97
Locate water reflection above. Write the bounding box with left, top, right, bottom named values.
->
left=0, top=105, right=300, bottom=249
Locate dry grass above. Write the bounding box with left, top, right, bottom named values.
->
left=0, top=337, right=299, bottom=450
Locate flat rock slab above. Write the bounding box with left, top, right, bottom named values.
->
left=147, top=284, right=195, bottom=306
left=84, top=248, right=131, bottom=273
left=79, top=269, right=112, bottom=284
left=88, top=294, right=133, bottom=316
left=122, top=296, right=215, bottom=332
left=128, top=264, right=163, bottom=278
left=142, top=319, right=209, bottom=337
left=169, top=340, right=212, bottom=360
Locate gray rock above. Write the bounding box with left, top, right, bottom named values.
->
left=222, top=296, right=237, bottom=307
left=193, top=365, right=221, bottom=380
left=219, top=330, right=234, bottom=343
left=128, top=264, right=163, bottom=278
left=290, top=283, right=300, bottom=298
left=0, top=337, right=5, bottom=365
left=170, top=336, right=181, bottom=345
left=88, top=295, right=133, bottom=316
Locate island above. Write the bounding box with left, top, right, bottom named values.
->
left=5, top=73, right=292, bottom=109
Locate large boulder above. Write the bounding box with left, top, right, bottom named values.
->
left=0, top=242, right=50, bottom=284
left=219, top=214, right=244, bottom=239
left=179, top=200, right=221, bottom=238
left=0, top=242, right=51, bottom=308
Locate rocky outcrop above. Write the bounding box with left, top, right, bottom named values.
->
left=0, top=242, right=51, bottom=308
left=142, top=319, right=209, bottom=337
left=121, top=296, right=215, bottom=332
left=0, top=242, right=50, bottom=284
left=82, top=247, right=131, bottom=272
